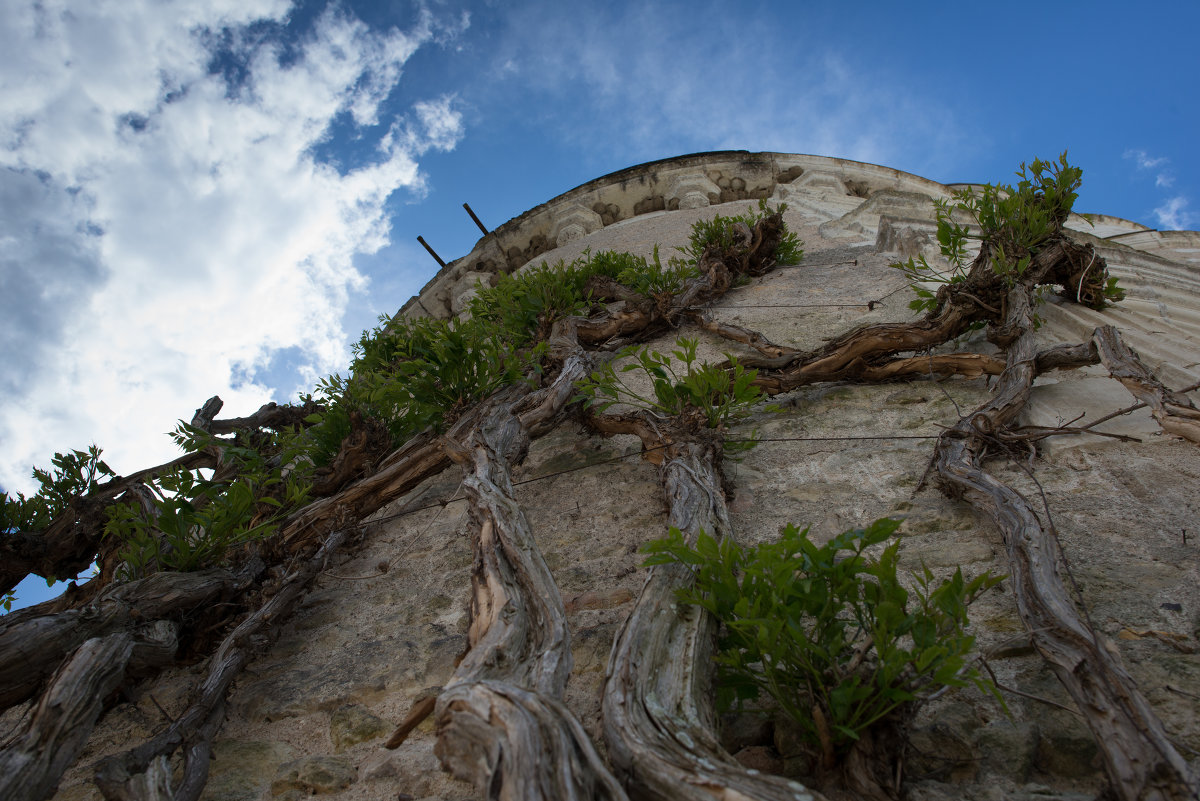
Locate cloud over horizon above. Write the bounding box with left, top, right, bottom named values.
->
left=0, top=1, right=464, bottom=492
left=1124, top=149, right=1195, bottom=230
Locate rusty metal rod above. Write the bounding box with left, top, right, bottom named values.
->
left=416, top=236, right=446, bottom=268
left=463, top=203, right=489, bottom=235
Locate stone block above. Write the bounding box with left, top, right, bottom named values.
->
left=201, top=740, right=296, bottom=801
left=271, top=755, right=356, bottom=796
left=876, top=215, right=939, bottom=259
left=788, top=170, right=850, bottom=196
left=819, top=189, right=935, bottom=239
left=976, top=721, right=1038, bottom=782
left=666, top=174, right=721, bottom=210
left=550, top=204, right=604, bottom=247
left=330, top=703, right=392, bottom=752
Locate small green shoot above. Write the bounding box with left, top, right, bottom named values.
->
left=575, top=337, right=767, bottom=452
left=643, top=518, right=1004, bottom=759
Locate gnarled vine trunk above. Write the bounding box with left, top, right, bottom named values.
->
left=432, top=336, right=628, bottom=801
left=600, top=432, right=823, bottom=801
left=933, top=292, right=1196, bottom=801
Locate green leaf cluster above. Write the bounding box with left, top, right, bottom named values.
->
left=468, top=254, right=614, bottom=345
left=575, top=337, right=766, bottom=452
left=104, top=426, right=311, bottom=577
left=306, top=316, right=538, bottom=466
left=1, top=445, right=115, bottom=535
left=643, top=518, right=1003, bottom=757
left=892, top=153, right=1123, bottom=314
left=678, top=199, right=803, bottom=267
left=614, top=245, right=700, bottom=298
left=2, top=446, right=116, bottom=607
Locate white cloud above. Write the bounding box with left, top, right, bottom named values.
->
left=0, top=1, right=465, bottom=492
left=380, top=96, right=465, bottom=164
left=1124, top=148, right=1193, bottom=230
left=413, top=97, right=465, bottom=152
left=483, top=2, right=963, bottom=172
left=1125, top=149, right=1167, bottom=171
left=1154, top=196, right=1196, bottom=230
left=1125, top=147, right=1176, bottom=190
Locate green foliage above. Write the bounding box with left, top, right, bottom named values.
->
left=1, top=445, right=115, bottom=535
left=308, top=207, right=805, bottom=467
left=469, top=257, right=603, bottom=346
left=615, top=245, right=699, bottom=298
left=575, top=337, right=766, bottom=451
left=643, top=518, right=1003, bottom=757
left=679, top=199, right=804, bottom=267
left=5, top=201, right=806, bottom=598
left=892, top=153, right=1123, bottom=314
left=890, top=253, right=969, bottom=316
left=299, top=386, right=355, bottom=468
left=104, top=425, right=311, bottom=578
left=1100, top=274, right=1125, bottom=304
left=377, top=317, right=534, bottom=427
left=306, top=315, right=538, bottom=466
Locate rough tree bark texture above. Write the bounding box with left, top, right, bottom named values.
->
left=598, top=427, right=821, bottom=801
left=433, top=333, right=628, bottom=800
left=94, top=527, right=350, bottom=801
left=1093, top=326, right=1200, bottom=444
left=0, top=635, right=134, bottom=801
left=280, top=431, right=451, bottom=548
left=0, top=568, right=244, bottom=709
left=933, top=290, right=1197, bottom=801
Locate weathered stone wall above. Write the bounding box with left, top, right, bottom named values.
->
left=400, top=152, right=953, bottom=319
left=34, top=153, right=1200, bottom=801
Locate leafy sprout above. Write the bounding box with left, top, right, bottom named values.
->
left=104, top=424, right=312, bottom=578
left=575, top=337, right=767, bottom=453
left=643, top=518, right=1005, bottom=759
left=679, top=198, right=803, bottom=267
left=1, top=445, right=115, bottom=535
left=892, top=153, right=1123, bottom=315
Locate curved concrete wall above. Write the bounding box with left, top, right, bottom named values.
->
left=400, top=151, right=953, bottom=319
left=399, top=150, right=1189, bottom=321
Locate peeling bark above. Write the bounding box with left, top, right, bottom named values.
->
left=688, top=308, right=797, bottom=359
left=601, top=433, right=823, bottom=801
left=434, top=327, right=627, bottom=801
left=747, top=237, right=1095, bottom=393
left=1093, top=325, right=1200, bottom=444
left=0, top=568, right=244, bottom=709
left=428, top=218, right=793, bottom=797
left=438, top=681, right=627, bottom=801
left=95, top=527, right=348, bottom=801
left=933, top=290, right=1197, bottom=801
left=309, top=411, right=393, bottom=496
left=0, top=634, right=134, bottom=801
left=279, top=431, right=450, bottom=548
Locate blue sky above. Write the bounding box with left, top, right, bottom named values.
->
left=2, top=0, right=1197, bottom=608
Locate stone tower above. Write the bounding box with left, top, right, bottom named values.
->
left=16, top=152, right=1200, bottom=801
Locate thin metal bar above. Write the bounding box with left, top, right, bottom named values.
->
left=463, top=203, right=489, bottom=235
left=416, top=236, right=446, bottom=267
